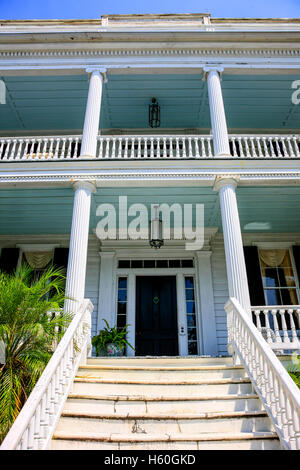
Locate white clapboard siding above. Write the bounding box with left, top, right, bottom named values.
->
left=84, top=236, right=101, bottom=338
left=211, top=235, right=229, bottom=356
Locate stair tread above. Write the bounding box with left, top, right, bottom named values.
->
left=74, top=376, right=250, bottom=384
left=79, top=365, right=243, bottom=371
left=67, top=393, right=258, bottom=401
left=52, top=430, right=279, bottom=442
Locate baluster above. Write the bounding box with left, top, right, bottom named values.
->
left=274, top=137, right=282, bottom=157
left=287, top=137, right=295, bottom=157
left=280, top=137, right=289, bottom=157
left=175, top=137, right=180, bottom=158
left=188, top=137, right=193, bottom=158
left=150, top=137, right=154, bottom=158
left=22, top=139, right=29, bottom=160
left=137, top=137, right=142, bottom=158
left=286, top=400, right=296, bottom=449
left=53, top=138, right=60, bottom=159
left=142, top=137, right=150, bottom=158
left=111, top=137, right=116, bottom=158
left=243, top=137, right=251, bottom=158
left=117, top=138, right=122, bottom=158
left=48, top=138, right=54, bottom=160
left=168, top=137, right=174, bottom=158
left=288, top=309, right=298, bottom=343
left=237, top=137, right=244, bottom=157
left=263, top=309, right=273, bottom=345
left=42, top=139, right=48, bottom=160
left=29, top=139, right=36, bottom=159
left=292, top=136, right=300, bottom=157
left=200, top=137, right=205, bottom=157
left=193, top=137, right=200, bottom=158
left=36, top=138, right=42, bottom=159
left=104, top=138, right=110, bottom=159
left=66, top=138, right=73, bottom=159
left=181, top=137, right=186, bottom=158
left=230, top=138, right=238, bottom=157
left=249, top=137, right=257, bottom=157
left=0, top=140, right=4, bottom=159
left=279, top=309, right=290, bottom=345
left=27, top=416, right=36, bottom=450
left=124, top=137, right=129, bottom=159
left=163, top=137, right=167, bottom=158
left=206, top=137, right=213, bottom=157
left=156, top=137, right=161, bottom=158
left=268, top=137, right=276, bottom=157
left=262, top=137, right=269, bottom=157
left=254, top=309, right=262, bottom=332
left=16, top=139, right=24, bottom=160
left=34, top=402, right=42, bottom=449
left=271, top=309, right=282, bottom=344
left=9, top=139, right=17, bottom=160
left=20, top=428, right=29, bottom=450
left=98, top=137, right=103, bottom=159
left=4, top=139, right=11, bottom=160
left=256, top=137, right=264, bottom=157
left=131, top=137, right=138, bottom=158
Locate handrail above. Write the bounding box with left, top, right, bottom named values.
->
left=0, top=299, right=94, bottom=450
left=225, top=297, right=300, bottom=450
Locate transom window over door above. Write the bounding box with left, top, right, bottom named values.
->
left=259, top=249, right=299, bottom=305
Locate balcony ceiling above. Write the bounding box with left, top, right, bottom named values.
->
left=0, top=73, right=299, bottom=132
left=0, top=186, right=300, bottom=236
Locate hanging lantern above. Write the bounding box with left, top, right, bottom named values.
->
left=150, top=205, right=164, bottom=249
left=149, top=98, right=160, bottom=128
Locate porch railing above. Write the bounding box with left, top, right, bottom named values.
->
left=0, top=134, right=300, bottom=161
left=0, top=299, right=94, bottom=451
left=251, top=306, right=300, bottom=351
left=226, top=297, right=300, bottom=450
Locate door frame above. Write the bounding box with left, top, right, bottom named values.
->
left=114, top=261, right=199, bottom=357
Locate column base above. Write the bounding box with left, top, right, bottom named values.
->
left=79, top=154, right=96, bottom=159
left=214, top=153, right=232, bottom=158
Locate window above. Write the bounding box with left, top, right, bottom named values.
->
left=117, top=259, right=194, bottom=269
left=117, top=277, right=128, bottom=328
left=259, top=249, right=299, bottom=305
left=184, top=276, right=198, bottom=355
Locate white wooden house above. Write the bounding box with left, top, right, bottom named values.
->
left=0, top=13, right=300, bottom=450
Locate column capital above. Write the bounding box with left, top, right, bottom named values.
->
left=72, top=179, right=97, bottom=193
left=213, top=176, right=240, bottom=192
left=85, top=67, right=108, bottom=83
left=203, top=66, right=224, bottom=81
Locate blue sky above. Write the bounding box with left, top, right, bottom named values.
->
left=0, top=0, right=300, bottom=20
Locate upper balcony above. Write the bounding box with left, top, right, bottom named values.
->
left=0, top=70, right=300, bottom=163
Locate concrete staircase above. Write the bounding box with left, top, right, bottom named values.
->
left=50, top=356, right=281, bottom=450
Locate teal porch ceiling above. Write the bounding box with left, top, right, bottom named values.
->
left=1, top=187, right=300, bottom=236
left=0, top=73, right=300, bottom=132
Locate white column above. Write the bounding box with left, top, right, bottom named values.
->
left=80, top=68, right=106, bottom=158
left=204, top=67, right=231, bottom=157
left=65, top=180, right=97, bottom=313
left=214, top=177, right=251, bottom=315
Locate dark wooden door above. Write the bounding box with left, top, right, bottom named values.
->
left=135, top=276, right=178, bottom=356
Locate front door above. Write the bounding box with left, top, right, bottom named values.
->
left=135, top=276, right=178, bottom=356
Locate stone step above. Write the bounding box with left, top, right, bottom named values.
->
left=56, top=411, right=273, bottom=435
left=51, top=431, right=280, bottom=450
left=63, top=394, right=263, bottom=415
left=71, top=378, right=253, bottom=399
left=86, top=356, right=233, bottom=366
left=77, top=364, right=247, bottom=381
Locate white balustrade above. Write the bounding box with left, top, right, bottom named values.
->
left=0, top=299, right=94, bottom=451
left=225, top=297, right=300, bottom=450
left=0, top=134, right=299, bottom=161
left=252, top=306, right=300, bottom=351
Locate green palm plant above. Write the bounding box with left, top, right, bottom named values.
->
left=0, top=264, right=72, bottom=443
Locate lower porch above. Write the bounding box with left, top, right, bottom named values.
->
left=0, top=184, right=300, bottom=357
